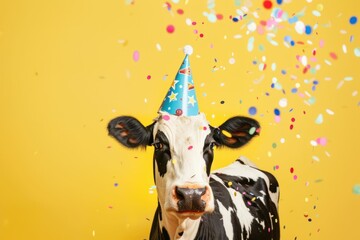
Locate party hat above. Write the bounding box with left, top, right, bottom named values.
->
left=159, top=45, right=199, bottom=116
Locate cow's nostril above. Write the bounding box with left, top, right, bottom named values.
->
left=175, top=187, right=186, bottom=200
left=175, top=186, right=207, bottom=212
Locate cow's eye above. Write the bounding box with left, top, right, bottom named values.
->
left=152, top=141, right=163, bottom=150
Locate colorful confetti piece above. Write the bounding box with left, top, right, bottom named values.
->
left=353, top=184, right=360, bottom=195
left=133, top=50, right=140, bottom=62
left=166, top=24, right=175, bottom=33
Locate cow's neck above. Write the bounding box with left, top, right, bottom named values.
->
left=157, top=203, right=201, bottom=240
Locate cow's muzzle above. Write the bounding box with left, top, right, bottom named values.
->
left=175, top=186, right=207, bottom=212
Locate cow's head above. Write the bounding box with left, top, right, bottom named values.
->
left=108, top=111, right=260, bottom=220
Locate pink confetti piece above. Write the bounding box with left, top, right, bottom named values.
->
left=133, top=50, right=140, bottom=62
left=316, top=137, right=327, bottom=146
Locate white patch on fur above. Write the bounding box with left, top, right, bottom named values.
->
left=153, top=112, right=214, bottom=239
left=153, top=112, right=213, bottom=209
left=217, top=199, right=234, bottom=239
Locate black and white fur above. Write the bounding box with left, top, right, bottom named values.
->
left=108, top=112, right=280, bottom=240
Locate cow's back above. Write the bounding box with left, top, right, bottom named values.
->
left=195, top=158, right=280, bottom=240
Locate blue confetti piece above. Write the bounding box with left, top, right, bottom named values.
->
left=350, top=16, right=358, bottom=25
left=248, top=106, right=257, bottom=116
left=284, top=35, right=292, bottom=43
left=288, top=16, right=298, bottom=24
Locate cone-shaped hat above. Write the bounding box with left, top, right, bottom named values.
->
left=159, top=46, right=199, bottom=116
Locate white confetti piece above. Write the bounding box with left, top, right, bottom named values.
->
left=340, top=30, right=347, bottom=34
left=279, top=98, right=288, bottom=108
left=247, top=21, right=257, bottom=32
left=185, top=18, right=192, bottom=26
left=324, top=59, right=332, bottom=65
left=229, top=57, right=236, bottom=64
left=342, top=44, right=347, bottom=53
left=300, top=56, right=308, bottom=66
left=295, top=21, right=305, bottom=34
left=310, top=140, right=318, bottom=147
left=156, top=43, right=162, bottom=51
left=326, top=109, right=335, bottom=115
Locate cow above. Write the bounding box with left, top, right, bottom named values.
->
left=108, top=112, right=280, bottom=240
left=108, top=45, right=279, bottom=239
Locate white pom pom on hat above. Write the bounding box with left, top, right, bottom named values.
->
left=183, top=45, right=193, bottom=55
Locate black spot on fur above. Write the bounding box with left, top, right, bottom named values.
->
left=153, top=131, right=171, bottom=178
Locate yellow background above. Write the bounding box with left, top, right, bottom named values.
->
left=1, top=0, right=359, bottom=239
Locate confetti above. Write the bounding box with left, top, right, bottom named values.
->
left=353, top=184, right=360, bottom=195
left=263, top=0, right=273, bottom=9
left=295, top=21, right=305, bottom=34
left=247, top=37, right=255, bottom=52
left=166, top=24, right=175, bottom=33
left=315, top=114, right=323, bottom=124
left=249, top=127, right=256, bottom=135
left=248, top=106, right=257, bottom=115
left=316, top=137, right=327, bottom=146
left=354, top=48, right=360, bottom=57
left=163, top=115, right=170, bottom=121
left=349, top=16, right=358, bottom=25
left=133, top=50, right=140, bottom=62
left=279, top=98, right=288, bottom=108
left=222, top=130, right=232, bottom=138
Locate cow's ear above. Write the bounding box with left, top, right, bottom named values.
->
left=108, top=116, right=154, bottom=149
left=213, top=116, right=260, bottom=148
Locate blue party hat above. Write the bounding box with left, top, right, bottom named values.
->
left=159, top=46, right=199, bottom=116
